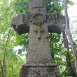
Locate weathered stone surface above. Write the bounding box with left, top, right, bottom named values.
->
left=27, top=24, right=52, bottom=64
left=20, top=66, right=60, bottom=77
left=11, top=0, right=65, bottom=77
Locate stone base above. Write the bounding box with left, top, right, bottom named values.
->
left=19, top=64, right=60, bottom=77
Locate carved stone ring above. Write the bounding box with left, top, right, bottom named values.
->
left=32, top=13, right=46, bottom=25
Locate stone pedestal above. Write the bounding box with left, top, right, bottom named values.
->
left=20, top=65, right=60, bottom=77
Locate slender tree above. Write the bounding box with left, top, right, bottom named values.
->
left=64, top=0, right=77, bottom=75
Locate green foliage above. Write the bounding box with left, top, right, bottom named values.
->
left=0, top=0, right=75, bottom=77
left=14, top=0, right=30, bottom=13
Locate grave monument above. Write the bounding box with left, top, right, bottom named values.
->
left=11, top=0, right=65, bottom=77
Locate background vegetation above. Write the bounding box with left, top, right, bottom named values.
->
left=0, top=0, right=76, bottom=77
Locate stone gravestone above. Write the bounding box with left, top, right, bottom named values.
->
left=11, top=0, right=65, bottom=77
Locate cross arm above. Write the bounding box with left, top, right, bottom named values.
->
left=46, top=14, right=65, bottom=34
left=11, top=14, right=31, bottom=35
left=11, top=13, right=65, bottom=34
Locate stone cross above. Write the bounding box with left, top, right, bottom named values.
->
left=11, top=0, right=65, bottom=77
